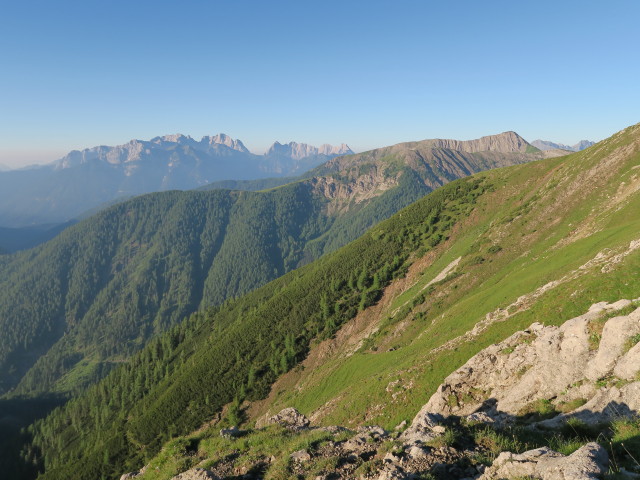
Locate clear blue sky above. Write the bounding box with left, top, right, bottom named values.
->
left=1, top=0, right=639, bottom=166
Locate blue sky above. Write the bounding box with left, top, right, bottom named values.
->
left=1, top=0, right=639, bottom=166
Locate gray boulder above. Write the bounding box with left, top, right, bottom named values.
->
left=290, top=449, right=311, bottom=462
left=264, top=407, right=310, bottom=431
left=170, top=468, right=221, bottom=480
left=219, top=425, right=241, bottom=438
left=479, top=442, right=608, bottom=480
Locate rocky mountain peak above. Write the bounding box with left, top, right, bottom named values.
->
left=317, top=143, right=353, bottom=156
left=155, top=133, right=193, bottom=144
left=531, top=139, right=595, bottom=152
left=266, top=141, right=353, bottom=160
left=428, top=131, right=533, bottom=153
left=200, top=133, right=249, bottom=153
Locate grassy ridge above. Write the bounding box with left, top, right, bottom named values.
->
left=254, top=124, right=640, bottom=429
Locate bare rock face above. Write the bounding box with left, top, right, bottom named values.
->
left=170, top=468, right=221, bottom=480
left=585, top=306, right=640, bottom=381
left=406, top=300, right=640, bottom=428
left=428, top=131, right=532, bottom=153
left=120, top=473, right=140, bottom=480
left=262, top=407, right=310, bottom=431
left=119, top=466, right=146, bottom=479
left=343, top=425, right=388, bottom=452
left=479, top=442, right=608, bottom=480
left=400, top=412, right=445, bottom=445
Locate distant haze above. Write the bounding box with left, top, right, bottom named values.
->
left=0, top=133, right=602, bottom=170
left=0, top=133, right=353, bottom=226
left=0, top=149, right=70, bottom=168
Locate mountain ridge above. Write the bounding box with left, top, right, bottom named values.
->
left=531, top=138, right=595, bottom=152
left=0, top=131, right=555, bottom=398
left=425, top=131, right=533, bottom=153
left=0, top=134, right=352, bottom=227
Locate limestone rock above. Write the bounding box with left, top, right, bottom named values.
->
left=219, top=426, right=241, bottom=438
left=429, top=131, right=532, bottom=154
left=406, top=445, right=430, bottom=459
left=376, top=464, right=411, bottom=480
left=479, top=442, right=608, bottom=480
left=342, top=426, right=387, bottom=453
left=383, top=451, right=402, bottom=463
left=290, top=449, right=311, bottom=462
left=400, top=411, right=445, bottom=445
left=170, top=468, right=220, bottom=480
left=357, top=425, right=387, bottom=438
left=120, top=466, right=146, bottom=479
left=539, top=382, right=640, bottom=428
left=263, top=407, right=310, bottom=431
left=120, top=473, right=140, bottom=480
left=585, top=306, right=640, bottom=381
left=405, top=301, right=640, bottom=429
left=614, top=341, right=640, bottom=380
left=394, top=420, right=408, bottom=431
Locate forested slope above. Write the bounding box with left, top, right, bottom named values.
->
left=0, top=132, right=546, bottom=397
left=25, top=174, right=488, bottom=480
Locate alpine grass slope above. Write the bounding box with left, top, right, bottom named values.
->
left=131, top=123, right=638, bottom=479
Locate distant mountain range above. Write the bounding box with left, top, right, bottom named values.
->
left=530, top=138, right=595, bottom=152
left=0, top=134, right=353, bottom=227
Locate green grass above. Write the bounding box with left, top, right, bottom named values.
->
left=556, top=398, right=588, bottom=414
left=624, top=333, right=640, bottom=353
left=253, top=132, right=640, bottom=429
left=609, top=416, right=640, bottom=472
left=138, top=425, right=343, bottom=480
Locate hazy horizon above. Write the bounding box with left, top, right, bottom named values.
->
left=1, top=0, right=638, bottom=168
left=0, top=129, right=610, bottom=169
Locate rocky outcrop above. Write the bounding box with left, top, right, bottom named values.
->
left=479, top=442, right=608, bottom=480
left=309, top=166, right=399, bottom=209
left=265, top=141, right=353, bottom=160
left=427, top=131, right=532, bottom=153
left=170, top=468, right=220, bottom=480
left=260, top=407, right=310, bottom=431
left=219, top=426, right=242, bottom=438
left=404, top=300, right=640, bottom=431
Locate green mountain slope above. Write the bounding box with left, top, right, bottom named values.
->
left=0, top=222, right=76, bottom=254
left=0, top=132, right=545, bottom=398
left=17, top=123, right=640, bottom=480
left=251, top=128, right=640, bottom=430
